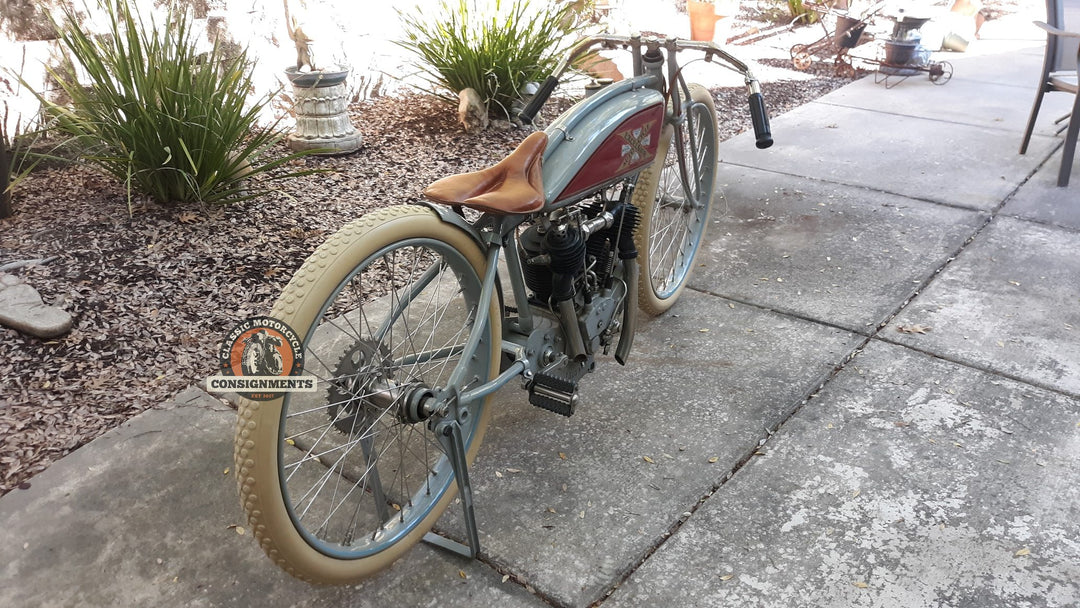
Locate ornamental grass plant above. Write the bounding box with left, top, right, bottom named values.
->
left=0, top=115, right=12, bottom=219
left=787, top=0, right=820, bottom=24
left=39, top=0, right=308, bottom=207
left=397, top=0, right=586, bottom=119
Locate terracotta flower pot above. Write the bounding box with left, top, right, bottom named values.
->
left=688, top=0, right=724, bottom=42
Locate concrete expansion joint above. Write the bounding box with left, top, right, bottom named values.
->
left=819, top=99, right=1031, bottom=135
left=588, top=355, right=865, bottom=607
left=874, top=338, right=1080, bottom=402
left=1003, top=208, right=1080, bottom=236
left=473, top=555, right=563, bottom=608
left=861, top=162, right=1079, bottom=404
left=163, top=384, right=234, bottom=413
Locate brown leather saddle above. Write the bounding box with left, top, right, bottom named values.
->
left=423, top=131, right=548, bottom=215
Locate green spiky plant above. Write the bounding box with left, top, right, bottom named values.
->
left=38, top=0, right=313, bottom=208
left=397, top=0, right=586, bottom=119
left=787, top=0, right=819, bottom=24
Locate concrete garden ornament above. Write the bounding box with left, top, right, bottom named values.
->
left=281, top=0, right=362, bottom=154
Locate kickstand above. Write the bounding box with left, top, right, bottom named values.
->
left=424, top=418, right=481, bottom=559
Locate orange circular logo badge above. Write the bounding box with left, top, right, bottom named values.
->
left=210, top=316, right=310, bottom=401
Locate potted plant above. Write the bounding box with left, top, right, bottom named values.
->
left=281, top=0, right=362, bottom=154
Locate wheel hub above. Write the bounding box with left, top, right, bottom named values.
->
left=328, top=340, right=438, bottom=433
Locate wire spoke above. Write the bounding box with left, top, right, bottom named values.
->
left=278, top=234, right=491, bottom=556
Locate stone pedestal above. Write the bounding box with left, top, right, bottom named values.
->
left=284, top=69, right=363, bottom=155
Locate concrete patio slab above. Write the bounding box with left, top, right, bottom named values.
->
left=815, top=65, right=1072, bottom=136
left=437, top=289, right=862, bottom=607
left=721, top=101, right=1057, bottom=211
left=1003, top=160, right=1080, bottom=229
left=937, top=43, right=1046, bottom=88
left=0, top=402, right=548, bottom=608
left=884, top=215, right=1080, bottom=397
left=692, top=166, right=986, bottom=332
left=605, top=340, right=1080, bottom=608
left=3, top=4, right=1077, bottom=608
left=779, top=13, right=1065, bottom=159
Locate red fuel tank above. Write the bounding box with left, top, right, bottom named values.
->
left=541, top=82, right=666, bottom=208
left=556, top=104, right=664, bottom=203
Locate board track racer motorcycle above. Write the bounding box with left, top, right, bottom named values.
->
left=234, top=33, right=773, bottom=583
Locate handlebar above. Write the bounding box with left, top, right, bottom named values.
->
left=748, top=92, right=773, bottom=149
left=519, top=34, right=773, bottom=149
left=519, top=75, right=560, bottom=126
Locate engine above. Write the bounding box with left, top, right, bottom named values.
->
left=517, top=199, right=640, bottom=355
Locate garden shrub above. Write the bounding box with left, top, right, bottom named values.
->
left=39, top=0, right=307, bottom=207
left=786, top=0, right=820, bottom=24
left=397, top=0, right=586, bottom=120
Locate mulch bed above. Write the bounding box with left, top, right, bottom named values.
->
left=0, top=95, right=526, bottom=495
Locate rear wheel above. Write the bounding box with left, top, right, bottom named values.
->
left=234, top=205, right=500, bottom=583
left=632, top=83, right=719, bottom=315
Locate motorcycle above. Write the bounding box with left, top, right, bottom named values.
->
left=233, top=33, right=773, bottom=583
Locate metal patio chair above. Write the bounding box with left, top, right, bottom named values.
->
left=1019, top=0, right=1080, bottom=187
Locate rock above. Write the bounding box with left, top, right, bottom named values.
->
left=458, top=88, right=489, bottom=134
left=0, top=280, right=73, bottom=339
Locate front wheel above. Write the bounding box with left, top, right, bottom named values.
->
left=632, top=83, right=719, bottom=315
left=234, top=205, right=501, bottom=583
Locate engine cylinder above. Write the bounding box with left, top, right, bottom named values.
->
left=519, top=225, right=553, bottom=302
left=544, top=226, right=586, bottom=301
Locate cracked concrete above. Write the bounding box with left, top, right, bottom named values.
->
left=605, top=341, right=1080, bottom=608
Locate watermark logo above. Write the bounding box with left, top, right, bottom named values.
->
left=207, top=316, right=316, bottom=401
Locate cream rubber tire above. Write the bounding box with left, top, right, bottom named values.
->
left=234, top=205, right=500, bottom=583
left=632, top=83, right=719, bottom=315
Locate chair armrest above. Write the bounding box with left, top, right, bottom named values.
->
left=1034, top=20, right=1080, bottom=39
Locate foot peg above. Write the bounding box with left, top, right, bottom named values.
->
left=529, top=372, right=579, bottom=417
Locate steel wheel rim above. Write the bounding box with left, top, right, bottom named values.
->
left=647, top=102, right=715, bottom=300
left=278, top=238, right=489, bottom=559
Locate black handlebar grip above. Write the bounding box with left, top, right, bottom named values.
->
left=748, top=92, right=773, bottom=149
left=519, top=75, right=560, bottom=125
